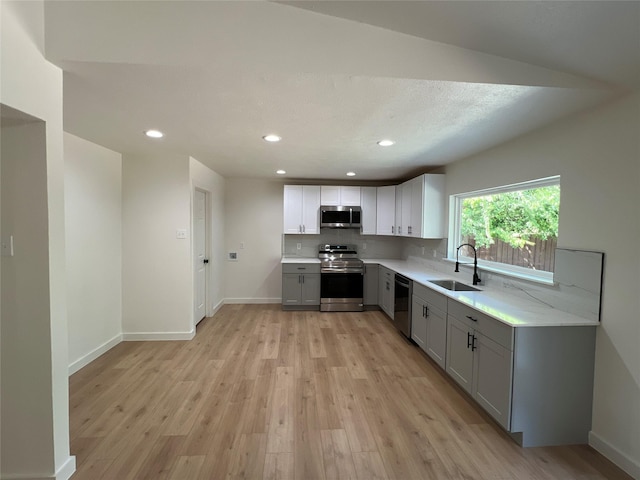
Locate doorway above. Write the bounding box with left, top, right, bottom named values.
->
left=193, top=188, right=208, bottom=324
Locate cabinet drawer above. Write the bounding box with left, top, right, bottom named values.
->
left=413, top=283, right=447, bottom=311
left=282, top=263, right=320, bottom=274
left=447, top=300, right=513, bottom=350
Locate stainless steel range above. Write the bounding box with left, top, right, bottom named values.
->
left=318, top=244, right=364, bottom=312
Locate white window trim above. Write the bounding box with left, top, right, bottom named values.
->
left=448, top=176, right=560, bottom=285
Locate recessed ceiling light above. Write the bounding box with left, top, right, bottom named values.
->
left=346, top=172, right=356, bottom=177
left=377, top=139, right=394, bottom=146
left=276, top=170, right=286, bottom=175
left=263, top=134, right=282, bottom=142
left=145, top=129, right=164, bottom=138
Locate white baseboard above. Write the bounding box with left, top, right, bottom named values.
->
left=589, top=430, right=640, bottom=479
left=122, top=330, right=195, bottom=341
left=2, top=455, right=76, bottom=480
left=68, top=335, right=122, bottom=375
left=224, top=297, right=281, bottom=304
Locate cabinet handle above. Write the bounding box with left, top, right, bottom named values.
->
left=392, top=226, right=395, bottom=234
left=302, top=275, right=305, bottom=284
left=467, top=332, right=473, bottom=349
left=466, top=315, right=478, bottom=322
left=299, top=225, right=302, bottom=233
left=302, top=225, right=306, bottom=233
left=471, top=335, right=477, bottom=352
left=398, top=226, right=402, bottom=235
left=299, top=275, right=302, bottom=283
left=425, top=305, right=429, bottom=317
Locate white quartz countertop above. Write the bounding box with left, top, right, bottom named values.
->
left=282, top=256, right=598, bottom=328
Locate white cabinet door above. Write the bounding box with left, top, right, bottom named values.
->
left=320, top=186, right=341, bottom=206
left=446, top=315, right=474, bottom=395
left=376, top=186, right=396, bottom=236
left=404, top=180, right=417, bottom=236
left=340, top=186, right=361, bottom=206
left=283, top=186, right=304, bottom=234
left=409, top=176, right=424, bottom=238
left=360, top=187, right=377, bottom=235
left=411, top=296, right=427, bottom=351
left=422, top=174, right=446, bottom=239
left=320, top=186, right=361, bottom=206
left=395, top=184, right=403, bottom=236
left=473, top=332, right=513, bottom=430
left=426, top=305, right=447, bottom=369
left=284, top=185, right=320, bottom=234
left=301, top=186, right=320, bottom=234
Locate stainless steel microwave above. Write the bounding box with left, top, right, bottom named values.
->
left=320, top=205, right=362, bottom=229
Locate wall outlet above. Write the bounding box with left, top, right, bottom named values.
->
left=362, top=243, right=367, bottom=250
left=240, top=242, right=245, bottom=249
left=421, top=246, right=425, bottom=255
left=296, top=243, right=301, bottom=250
left=433, top=249, right=438, bottom=258
left=228, top=252, right=238, bottom=261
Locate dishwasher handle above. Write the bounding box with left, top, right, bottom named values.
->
left=394, top=275, right=411, bottom=289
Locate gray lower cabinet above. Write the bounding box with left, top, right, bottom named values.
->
left=363, top=263, right=379, bottom=305
left=378, top=266, right=394, bottom=319
left=412, top=283, right=447, bottom=369
left=445, top=298, right=596, bottom=447
left=282, top=263, right=320, bottom=309
left=446, top=302, right=514, bottom=430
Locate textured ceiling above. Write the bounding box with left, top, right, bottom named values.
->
left=42, top=1, right=639, bottom=181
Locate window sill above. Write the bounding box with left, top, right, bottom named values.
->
left=442, top=258, right=555, bottom=286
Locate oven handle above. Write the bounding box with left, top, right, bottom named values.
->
left=321, top=268, right=364, bottom=274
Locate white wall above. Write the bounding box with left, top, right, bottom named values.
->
left=64, top=133, right=122, bottom=374
left=0, top=1, right=75, bottom=478
left=444, top=92, right=640, bottom=478
left=122, top=153, right=193, bottom=339
left=190, top=157, right=226, bottom=315
left=224, top=178, right=284, bottom=303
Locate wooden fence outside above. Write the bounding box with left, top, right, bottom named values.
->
left=461, top=236, right=557, bottom=272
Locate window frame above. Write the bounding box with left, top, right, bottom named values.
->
left=448, top=176, right=560, bottom=285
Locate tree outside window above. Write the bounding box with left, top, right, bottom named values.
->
left=454, top=179, right=560, bottom=276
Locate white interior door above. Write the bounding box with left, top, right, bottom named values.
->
left=194, top=189, right=207, bottom=324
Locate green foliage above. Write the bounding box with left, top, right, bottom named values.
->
left=461, top=186, right=560, bottom=249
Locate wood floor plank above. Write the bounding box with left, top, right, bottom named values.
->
left=69, top=305, right=633, bottom=480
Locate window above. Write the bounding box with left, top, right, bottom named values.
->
left=449, top=176, right=560, bottom=283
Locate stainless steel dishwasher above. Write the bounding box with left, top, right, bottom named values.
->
left=394, top=273, right=412, bottom=338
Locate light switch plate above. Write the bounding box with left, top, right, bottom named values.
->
left=176, top=229, right=187, bottom=239
left=1, top=235, right=14, bottom=257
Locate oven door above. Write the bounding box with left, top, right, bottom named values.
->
left=320, top=272, right=364, bottom=311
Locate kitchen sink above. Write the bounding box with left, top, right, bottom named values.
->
left=428, top=279, right=480, bottom=291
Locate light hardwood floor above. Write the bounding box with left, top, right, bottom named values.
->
left=69, top=304, right=631, bottom=479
